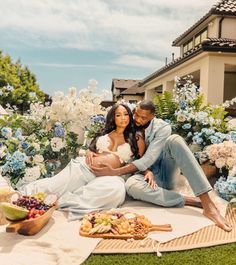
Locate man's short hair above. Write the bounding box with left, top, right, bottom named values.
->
left=138, top=100, right=156, bottom=114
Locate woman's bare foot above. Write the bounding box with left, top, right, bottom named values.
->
left=199, top=193, right=232, bottom=232
left=184, top=196, right=202, bottom=208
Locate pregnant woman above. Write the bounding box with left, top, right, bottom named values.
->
left=20, top=103, right=146, bottom=220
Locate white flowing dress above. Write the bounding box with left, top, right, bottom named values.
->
left=19, top=135, right=133, bottom=220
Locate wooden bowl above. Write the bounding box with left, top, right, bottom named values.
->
left=6, top=205, right=56, bottom=236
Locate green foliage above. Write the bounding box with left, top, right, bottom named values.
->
left=0, top=113, right=24, bottom=129
left=153, top=91, right=178, bottom=121
left=0, top=50, right=45, bottom=113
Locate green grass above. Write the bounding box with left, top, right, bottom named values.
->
left=83, top=243, right=236, bottom=265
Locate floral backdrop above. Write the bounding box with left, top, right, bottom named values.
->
left=0, top=76, right=236, bottom=207
left=0, top=80, right=108, bottom=189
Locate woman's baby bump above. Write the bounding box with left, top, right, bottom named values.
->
left=87, top=153, right=123, bottom=169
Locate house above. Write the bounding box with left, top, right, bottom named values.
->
left=111, top=79, right=144, bottom=103
left=139, top=0, right=236, bottom=106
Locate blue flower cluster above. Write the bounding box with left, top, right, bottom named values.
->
left=1, top=150, right=26, bottom=176
left=192, top=128, right=234, bottom=146
left=54, top=122, right=65, bottom=137
left=91, top=114, right=105, bottom=125
left=214, top=176, right=236, bottom=201
left=14, top=128, right=24, bottom=141
left=1, top=127, right=11, bottom=138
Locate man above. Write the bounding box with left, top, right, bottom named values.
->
left=90, top=100, right=232, bottom=231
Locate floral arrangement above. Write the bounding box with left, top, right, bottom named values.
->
left=154, top=75, right=236, bottom=149
left=214, top=166, right=236, bottom=204
left=0, top=124, right=69, bottom=188
left=205, top=141, right=236, bottom=170
left=0, top=80, right=109, bottom=188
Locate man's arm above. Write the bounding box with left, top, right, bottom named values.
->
left=91, top=121, right=171, bottom=176
left=132, top=123, right=171, bottom=172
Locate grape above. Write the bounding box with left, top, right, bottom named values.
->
left=12, top=195, right=52, bottom=212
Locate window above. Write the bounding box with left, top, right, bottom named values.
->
left=183, top=40, right=193, bottom=54
left=183, top=28, right=208, bottom=55
left=194, top=28, right=208, bottom=46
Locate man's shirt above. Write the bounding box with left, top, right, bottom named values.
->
left=132, top=118, right=171, bottom=172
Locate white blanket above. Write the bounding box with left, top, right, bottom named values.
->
left=0, top=195, right=228, bottom=265
left=0, top=174, right=228, bottom=264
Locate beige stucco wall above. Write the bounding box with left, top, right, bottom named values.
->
left=122, top=95, right=143, bottom=102
left=144, top=52, right=236, bottom=105
left=222, top=18, right=236, bottom=39
left=207, top=17, right=220, bottom=38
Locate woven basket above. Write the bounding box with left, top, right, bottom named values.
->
left=200, top=162, right=218, bottom=179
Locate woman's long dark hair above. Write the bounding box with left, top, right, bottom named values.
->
left=89, top=103, right=139, bottom=159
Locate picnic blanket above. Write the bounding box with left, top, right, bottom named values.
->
left=0, top=195, right=231, bottom=265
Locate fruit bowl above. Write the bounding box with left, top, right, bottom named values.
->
left=0, top=192, right=57, bottom=236
left=5, top=205, right=56, bottom=236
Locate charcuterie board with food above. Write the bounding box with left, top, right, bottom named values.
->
left=80, top=209, right=172, bottom=240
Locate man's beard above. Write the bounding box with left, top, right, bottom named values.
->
left=134, top=120, right=151, bottom=130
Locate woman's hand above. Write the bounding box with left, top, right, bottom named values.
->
left=85, top=150, right=98, bottom=166
left=144, top=170, right=158, bottom=190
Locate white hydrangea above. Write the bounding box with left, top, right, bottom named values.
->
left=33, top=154, right=44, bottom=164
left=24, top=166, right=41, bottom=182
left=50, top=137, right=66, bottom=152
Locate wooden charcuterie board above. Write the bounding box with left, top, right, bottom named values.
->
left=79, top=210, right=172, bottom=240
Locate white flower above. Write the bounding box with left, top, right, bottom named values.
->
left=33, top=154, right=44, bottom=164
left=68, top=87, right=77, bottom=98
left=32, top=142, right=40, bottom=151
left=24, top=166, right=41, bottom=182
left=0, top=145, right=7, bottom=158
left=50, top=137, right=66, bottom=152
left=177, top=113, right=186, bottom=122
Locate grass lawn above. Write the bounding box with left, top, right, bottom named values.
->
left=84, top=243, right=236, bottom=265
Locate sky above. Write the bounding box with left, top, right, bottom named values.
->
left=0, top=0, right=217, bottom=97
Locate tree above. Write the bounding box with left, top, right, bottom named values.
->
left=0, top=50, right=45, bottom=113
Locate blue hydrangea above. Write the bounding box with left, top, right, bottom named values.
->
left=201, top=128, right=215, bottom=135
left=214, top=176, right=236, bottom=201
left=91, top=114, right=105, bottom=124
left=187, top=132, right=193, bottom=138
left=2, top=150, right=26, bottom=175
left=1, top=127, right=11, bottom=137
left=192, top=135, right=203, bottom=144
left=179, top=100, right=187, bottom=110
left=229, top=131, right=236, bottom=143
left=182, top=123, right=191, bottom=129
left=21, top=141, right=29, bottom=149
left=209, top=135, right=221, bottom=144
left=15, top=128, right=24, bottom=140
left=54, top=126, right=65, bottom=137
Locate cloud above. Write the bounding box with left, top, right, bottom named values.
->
left=0, top=0, right=217, bottom=57
left=113, top=54, right=163, bottom=70
left=35, top=63, right=97, bottom=68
